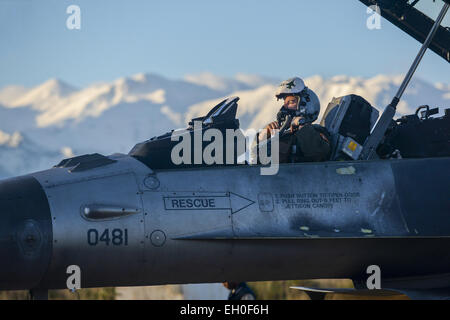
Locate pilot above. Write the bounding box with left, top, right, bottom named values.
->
left=258, top=77, right=331, bottom=163
left=222, top=281, right=256, bottom=300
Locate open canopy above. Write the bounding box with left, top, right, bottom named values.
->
left=359, top=0, right=450, bottom=62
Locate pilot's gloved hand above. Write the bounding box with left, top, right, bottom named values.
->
left=290, top=116, right=305, bottom=133
left=264, top=121, right=280, bottom=137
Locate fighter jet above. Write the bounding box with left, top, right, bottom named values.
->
left=0, top=0, right=449, bottom=300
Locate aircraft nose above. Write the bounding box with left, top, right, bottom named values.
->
left=0, top=175, right=53, bottom=291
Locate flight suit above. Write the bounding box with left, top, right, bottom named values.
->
left=278, top=124, right=331, bottom=163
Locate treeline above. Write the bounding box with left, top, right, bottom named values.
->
left=248, top=279, right=409, bottom=300
left=0, top=288, right=115, bottom=300
left=248, top=279, right=353, bottom=300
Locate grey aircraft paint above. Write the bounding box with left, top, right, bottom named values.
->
left=0, top=175, right=52, bottom=290
left=0, top=0, right=449, bottom=300
left=0, top=153, right=449, bottom=294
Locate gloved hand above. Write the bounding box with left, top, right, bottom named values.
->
left=264, top=121, right=280, bottom=137
left=290, top=116, right=305, bottom=133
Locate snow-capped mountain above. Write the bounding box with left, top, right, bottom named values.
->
left=0, top=129, right=61, bottom=178
left=186, top=74, right=450, bottom=132
left=0, top=73, right=448, bottom=179
left=184, top=72, right=279, bottom=92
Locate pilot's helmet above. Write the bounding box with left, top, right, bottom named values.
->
left=275, top=77, right=320, bottom=123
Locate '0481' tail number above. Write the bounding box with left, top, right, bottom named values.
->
left=87, top=229, right=128, bottom=246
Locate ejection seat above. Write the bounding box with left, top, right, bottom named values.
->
left=320, top=94, right=379, bottom=161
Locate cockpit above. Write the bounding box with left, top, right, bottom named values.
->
left=128, top=93, right=450, bottom=170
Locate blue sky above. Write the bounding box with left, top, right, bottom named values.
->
left=0, top=0, right=448, bottom=89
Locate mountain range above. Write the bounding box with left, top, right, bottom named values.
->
left=0, top=72, right=448, bottom=179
